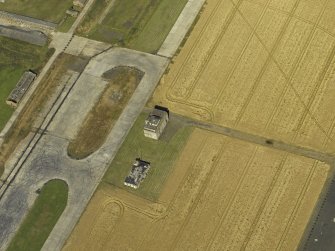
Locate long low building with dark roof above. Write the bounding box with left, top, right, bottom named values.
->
left=6, top=71, right=37, bottom=108
left=0, top=25, right=48, bottom=46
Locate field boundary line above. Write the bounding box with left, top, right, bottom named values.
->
left=169, top=140, right=226, bottom=250
left=275, top=161, right=318, bottom=250
left=205, top=146, right=259, bottom=250
left=164, top=0, right=230, bottom=121
left=244, top=0, right=335, bottom=39
left=292, top=40, right=335, bottom=141
left=137, top=135, right=209, bottom=250
left=101, top=187, right=161, bottom=218
left=210, top=0, right=272, bottom=110
left=264, top=0, right=330, bottom=131
left=240, top=153, right=289, bottom=250
left=233, top=0, right=302, bottom=125
left=166, top=0, right=249, bottom=120
left=165, top=0, right=226, bottom=96
left=225, top=0, right=335, bottom=146
left=87, top=199, right=124, bottom=249
left=181, top=0, right=259, bottom=101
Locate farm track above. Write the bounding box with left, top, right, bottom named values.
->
left=160, top=111, right=334, bottom=164
left=152, top=0, right=335, bottom=155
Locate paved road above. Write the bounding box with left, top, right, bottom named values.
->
left=0, top=48, right=168, bottom=251
left=157, top=111, right=334, bottom=164
left=298, top=173, right=335, bottom=251
left=158, top=0, right=206, bottom=58
left=68, top=0, right=95, bottom=34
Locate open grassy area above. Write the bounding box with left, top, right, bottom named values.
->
left=0, top=53, right=85, bottom=176
left=68, top=66, right=144, bottom=159
left=0, top=36, right=52, bottom=132
left=103, top=112, right=193, bottom=201
left=0, top=0, right=73, bottom=23
left=57, top=15, right=76, bottom=32
left=7, top=179, right=68, bottom=251
left=77, top=0, right=188, bottom=53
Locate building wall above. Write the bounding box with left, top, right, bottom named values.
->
left=144, top=130, right=159, bottom=140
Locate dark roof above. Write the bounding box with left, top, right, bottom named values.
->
left=7, top=71, right=36, bottom=103
left=144, top=109, right=168, bottom=132
left=124, top=159, right=151, bottom=188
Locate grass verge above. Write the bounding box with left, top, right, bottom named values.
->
left=0, top=0, right=73, bottom=23
left=103, top=112, right=193, bottom=201
left=57, top=15, right=76, bottom=32
left=7, top=179, right=68, bottom=251
left=67, top=66, right=144, bottom=159
left=0, top=54, right=87, bottom=176
left=76, top=0, right=188, bottom=53
left=0, top=36, right=52, bottom=132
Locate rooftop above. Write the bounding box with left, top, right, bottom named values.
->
left=124, top=159, right=151, bottom=189
left=7, top=71, right=36, bottom=106
left=144, top=108, right=168, bottom=132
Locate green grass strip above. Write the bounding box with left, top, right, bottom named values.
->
left=103, top=112, right=193, bottom=201
left=7, top=179, right=68, bottom=251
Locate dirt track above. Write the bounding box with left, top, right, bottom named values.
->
left=63, top=129, right=329, bottom=251
left=150, top=0, right=335, bottom=154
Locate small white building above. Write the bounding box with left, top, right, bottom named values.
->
left=144, top=106, right=169, bottom=140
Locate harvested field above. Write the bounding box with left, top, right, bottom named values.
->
left=63, top=129, right=329, bottom=251
left=67, top=66, right=143, bottom=159
left=150, top=0, right=335, bottom=153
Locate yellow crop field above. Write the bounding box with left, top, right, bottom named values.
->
left=150, top=0, right=335, bottom=153
left=63, top=129, right=329, bottom=251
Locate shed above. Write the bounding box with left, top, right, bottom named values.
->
left=6, top=71, right=36, bottom=108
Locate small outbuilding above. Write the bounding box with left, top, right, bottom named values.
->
left=73, top=0, right=87, bottom=8
left=66, top=9, right=79, bottom=17
left=144, top=106, right=169, bottom=140
left=124, top=159, right=151, bottom=189
left=6, top=71, right=36, bottom=108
